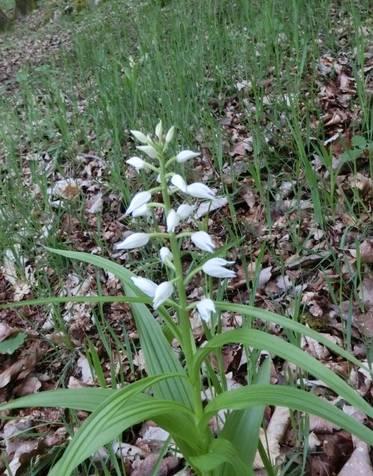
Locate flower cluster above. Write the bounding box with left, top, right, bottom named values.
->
left=116, top=122, right=236, bottom=323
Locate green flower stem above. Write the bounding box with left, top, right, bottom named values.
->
left=158, top=150, right=206, bottom=428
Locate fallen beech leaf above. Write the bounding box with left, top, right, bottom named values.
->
left=254, top=407, right=290, bottom=469
left=360, top=240, right=373, bottom=264
left=337, top=440, right=373, bottom=476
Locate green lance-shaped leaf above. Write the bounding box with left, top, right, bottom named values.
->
left=204, top=385, right=373, bottom=446
left=49, top=374, right=198, bottom=476
left=218, top=357, right=271, bottom=476
left=46, top=248, right=193, bottom=408
left=192, top=329, right=373, bottom=419
left=190, top=438, right=250, bottom=476
left=216, top=302, right=370, bottom=372
left=0, top=388, right=114, bottom=413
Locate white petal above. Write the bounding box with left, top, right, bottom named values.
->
left=131, top=204, right=150, bottom=218
left=126, top=156, right=146, bottom=171
left=114, top=233, right=150, bottom=250
left=125, top=191, right=151, bottom=216
left=160, top=247, right=173, bottom=264
left=155, top=120, right=163, bottom=139
left=176, top=203, right=195, bottom=220
left=166, top=209, right=180, bottom=232
left=136, top=145, right=158, bottom=159
left=131, top=130, right=149, bottom=144
left=170, top=174, right=187, bottom=193
left=165, top=126, right=175, bottom=144
left=202, top=258, right=236, bottom=278
left=153, top=281, right=174, bottom=309
left=186, top=183, right=216, bottom=200
left=196, top=298, right=216, bottom=322
left=191, top=231, right=215, bottom=253
left=131, top=276, right=157, bottom=297
left=176, top=150, right=200, bottom=163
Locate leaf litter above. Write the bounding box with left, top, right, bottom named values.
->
left=0, top=1, right=372, bottom=475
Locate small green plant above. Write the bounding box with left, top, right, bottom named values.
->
left=1, top=124, right=372, bottom=475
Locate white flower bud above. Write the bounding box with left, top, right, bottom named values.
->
left=136, top=145, right=158, bottom=159
left=114, top=232, right=150, bottom=250
left=166, top=209, right=180, bottom=233
left=153, top=281, right=174, bottom=309
left=155, top=120, right=163, bottom=139
left=176, top=203, right=195, bottom=220
left=165, top=126, right=175, bottom=144
left=191, top=231, right=215, bottom=253
left=196, top=298, right=216, bottom=322
left=125, top=191, right=151, bottom=216
left=131, top=130, right=149, bottom=144
left=160, top=247, right=173, bottom=265
left=186, top=183, right=216, bottom=200
left=131, top=204, right=151, bottom=218
left=131, top=276, right=157, bottom=297
left=126, top=156, right=146, bottom=172
left=176, top=150, right=200, bottom=163
left=202, top=258, right=236, bottom=278
left=170, top=174, right=187, bottom=193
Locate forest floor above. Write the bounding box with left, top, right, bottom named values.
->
left=0, top=0, right=372, bottom=475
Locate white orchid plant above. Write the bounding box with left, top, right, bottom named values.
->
left=1, top=123, right=372, bottom=475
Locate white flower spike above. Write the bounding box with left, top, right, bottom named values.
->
left=165, top=126, right=175, bottom=144
left=160, top=247, right=173, bottom=265
left=196, top=298, right=216, bottom=323
left=176, top=150, right=200, bottom=163
left=153, top=281, right=174, bottom=309
left=136, top=145, right=158, bottom=159
left=125, top=191, right=151, bottom=216
left=126, top=156, right=147, bottom=172
left=191, top=231, right=215, bottom=253
left=171, top=174, right=187, bottom=193
left=176, top=203, right=195, bottom=220
left=131, top=130, right=149, bottom=144
left=114, top=232, right=150, bottom=250
left=131, top=276, right=157, bottom=297
left=202, top=258, right=236, bottom=278
left=186, top=183, right=216, bottom=200
left=166, top=209, right=180, bottom=232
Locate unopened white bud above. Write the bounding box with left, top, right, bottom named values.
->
left=196, top=298, right=216, bottom=322
left=186, top=183, right=216, bottom=200
left=155, top=120, right=163, bottom=139
left=131, top=130, right=149, bottom=144
left=176, top=203, right=195, bottom=220
left=170, top=174, right=187, bottom=193
left=126, top=156, right=146, bottom=172
left=165, top=126, right=175, bottom=144
left=125, top=191, right=151, bottom=216
left=176, top=150, right=200, bottom=163
left=131, top=276, right=157, bottom=297
left=166, top=209, right=180, bottom=233
left=153, top=281, right=174, bottom=309
left=202, top=258, right=236, bottom=278
left=136, top=145, right=158, bottom=159
left=191, top=231, right=215, bottom=253
left=114, top=232, right=150, bottom=250
left=160, top=247, right=173, bottom=265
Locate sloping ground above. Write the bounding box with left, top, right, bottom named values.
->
left=0, top=4, right=72, bottom=92
left=0, top=0, right=372, bottom=475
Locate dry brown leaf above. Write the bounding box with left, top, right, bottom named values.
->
left=338, top=440, right=373, bottom=476
left=254, top=407, right=290, bottom=469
